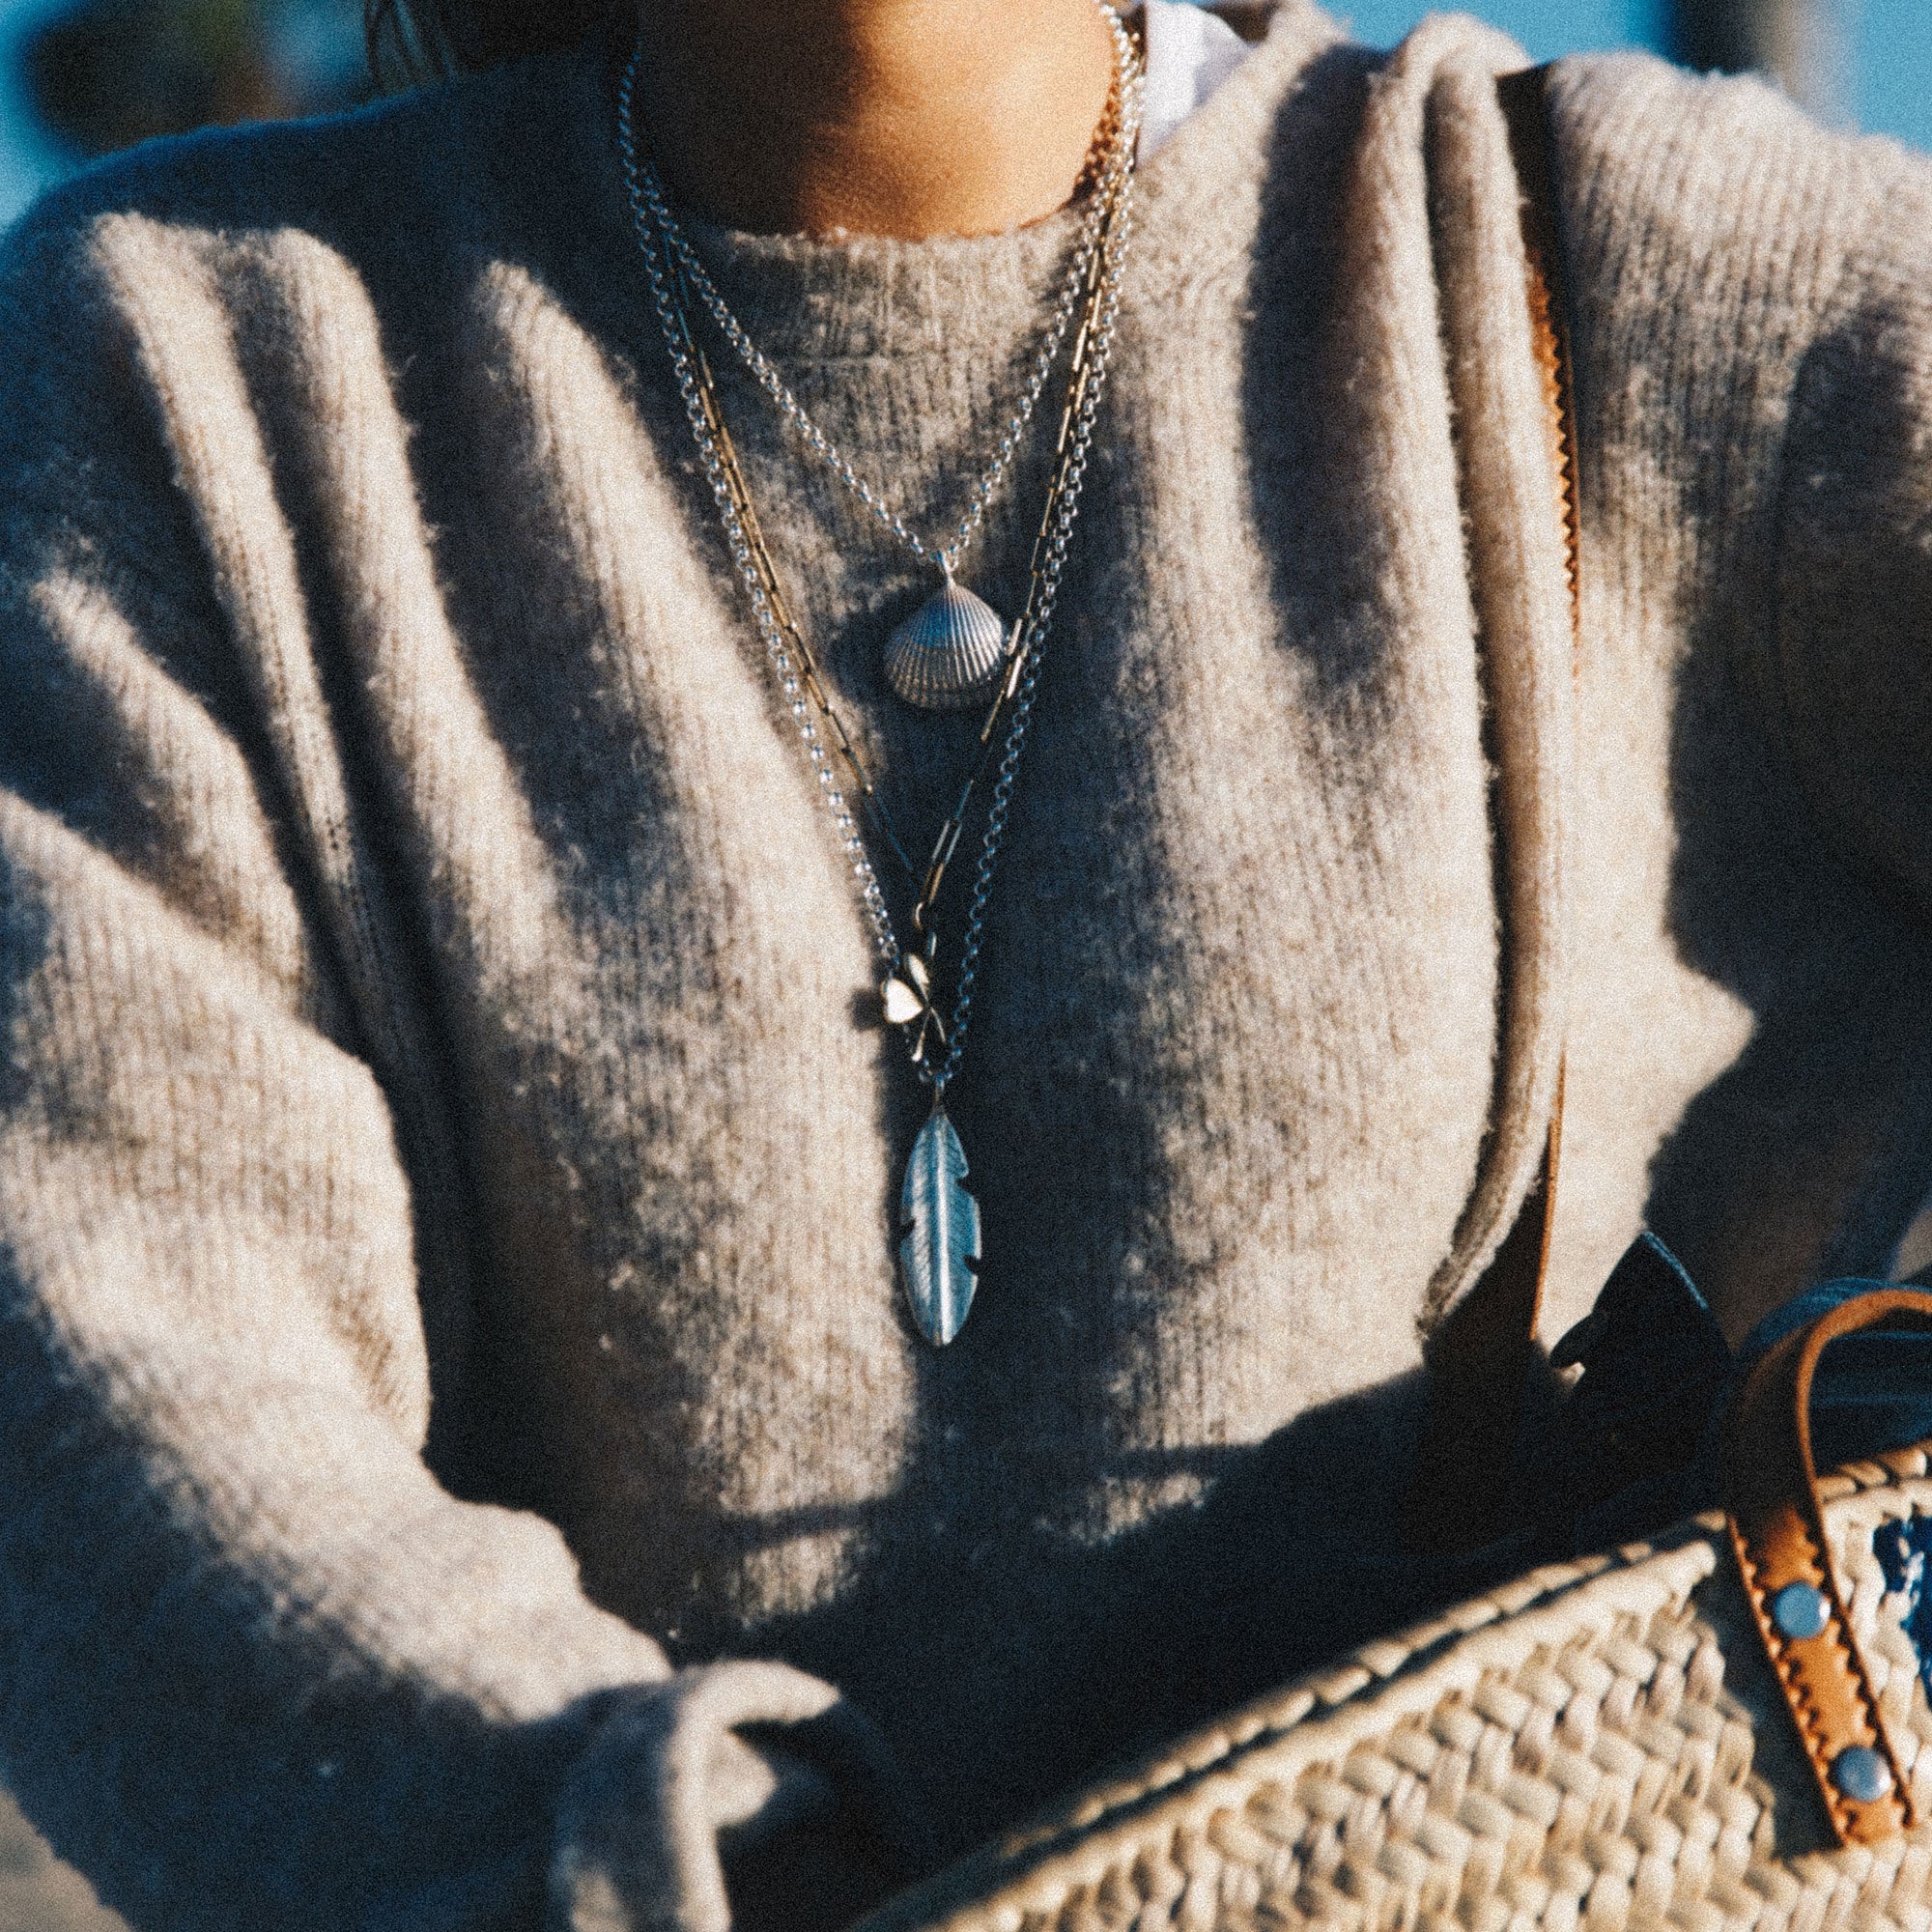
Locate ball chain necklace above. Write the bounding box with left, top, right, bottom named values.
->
left=616, top=9, right=1143, bottom=1344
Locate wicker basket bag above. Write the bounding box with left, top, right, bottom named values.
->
left=856, top=1293, right=1932, bottom=1932
left=850, top=56, right=1932, bottom=1932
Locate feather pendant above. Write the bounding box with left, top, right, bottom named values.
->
left=897, top=1105, right=981, bottom=1345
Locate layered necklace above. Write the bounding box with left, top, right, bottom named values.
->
left=616, top=8, right=1143, bottom=1344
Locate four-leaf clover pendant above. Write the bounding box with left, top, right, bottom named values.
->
left=880, top=952, right=947, bottom=1066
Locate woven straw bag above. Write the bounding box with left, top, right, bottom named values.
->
left=848, top=62, right=1932, bottom=1932
left=854, top=1294, right=1932, bottom=1932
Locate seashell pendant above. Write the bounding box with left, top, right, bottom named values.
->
left=882, top=574, right=1009, bottom=712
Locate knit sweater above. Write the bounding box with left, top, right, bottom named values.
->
left=3, top=8, right=1931, bottom=1929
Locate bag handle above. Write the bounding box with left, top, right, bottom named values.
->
left=1425, top=75, right=1930, bottom=1857
left=1406, top=64, right=1578, bottom=1552
left=1722, top=1288, right=1932, bottom=1845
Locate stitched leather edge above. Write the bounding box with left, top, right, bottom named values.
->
left=1496, top=65, right=1580, bottom=657
left=1721, top=1289, right=1932, bottom=1845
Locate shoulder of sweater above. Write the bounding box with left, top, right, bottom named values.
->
left=1, top=38, right=595, bottom=280
left=1544, top=47, right=1931, bottom=322
left=0, top=42, right=605, bottom=602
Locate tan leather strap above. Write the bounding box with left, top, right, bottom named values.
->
left=1497, top=66, right=1582, bottom=642
left=1425, top=76, right=1926, bottom=1857
left=1722, top=1290, right=1932, bottom=1845
left=1406, top=66, right=1578, bottom=1553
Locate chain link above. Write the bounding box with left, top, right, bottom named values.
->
left=627, top=1, right=1138, bottom=582
left=933, top=181, right=1135, bottom=1090
left=615, top=20, right=1142, bottom=1094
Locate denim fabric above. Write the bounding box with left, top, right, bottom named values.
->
left=1714, top=1281, right=1932, bottom=1479
left=1547, top=1237, right=1932, bottom=1553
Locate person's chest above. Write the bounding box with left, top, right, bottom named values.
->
left=381, top=113, right=1518, bottom=1648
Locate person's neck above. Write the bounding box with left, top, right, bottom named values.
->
left=627, top=0, right=1119, bottom=239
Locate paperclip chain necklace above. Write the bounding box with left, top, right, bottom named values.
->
left=626, top=3, right=1140, bottom=712
left=616, top=16, right=1142, bottom=1343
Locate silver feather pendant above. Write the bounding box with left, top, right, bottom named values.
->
left=897, top=1103, right=981, bottom=1345
left=882, top=577, right=1009, bottom=712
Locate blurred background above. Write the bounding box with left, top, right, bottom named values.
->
left=0, top=0, right=1925, bottom=1925
left=0, top=0, right=1926, bottom=231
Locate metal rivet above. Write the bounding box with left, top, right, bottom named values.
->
left=1772, top=1581, right=1831, bottom=1641
left=1832, top=1747, right=1894, bottom=1804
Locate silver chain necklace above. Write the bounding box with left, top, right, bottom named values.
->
left=626, top=1, right=1138, bottom=711
left=615, top=23, right=1142, bottom=1343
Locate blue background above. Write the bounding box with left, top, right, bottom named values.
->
left=1344, top=0, right=1932, bottom=146
left=0, top=0, right=1925, bottom=226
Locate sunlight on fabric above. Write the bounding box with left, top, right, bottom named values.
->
left=1333, top=0, right=1929, bottom=149
left=0, top=0, right=1924, bottom=231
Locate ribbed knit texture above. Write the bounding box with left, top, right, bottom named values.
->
left=1, top=9, right=1930, bottom=1928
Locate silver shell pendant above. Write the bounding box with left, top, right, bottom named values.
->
left=883, top=579, right=1009, bottom=712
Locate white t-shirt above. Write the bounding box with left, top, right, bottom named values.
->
left=1140, top=0, right=1257, bottom=158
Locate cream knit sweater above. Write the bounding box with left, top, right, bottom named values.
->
left=3, top=7, right=1932, bottom=1928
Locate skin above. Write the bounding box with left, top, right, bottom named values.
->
left=611, top=10, right=1122, bottom=1910
left=627, top=0, right=1120, bottom=237
left=603, top=3, right=1121, bottom=1917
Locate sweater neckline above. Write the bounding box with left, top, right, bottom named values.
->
left=588, top=1, right=1343, bottom=365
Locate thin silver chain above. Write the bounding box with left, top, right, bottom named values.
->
left=615, top=28, right=1141, bottom=1093
left=927, top=182, right=1134, bottom=1089
left=626, top=0, right=1137, bottom=582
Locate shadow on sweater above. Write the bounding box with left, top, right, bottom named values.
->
left=700, top=1364, right=1463, bottom=1872
left=1645, top=277, right=1932, bottom=1336
left=0, top=1785, right=127, bottom=1932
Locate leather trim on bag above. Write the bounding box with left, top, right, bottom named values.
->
left=1406, top=64, right=1579, bottom=1554
left=1496, top=65, right=1581, bottom=659
left=1722, top=1288, right=1932, bottom=1846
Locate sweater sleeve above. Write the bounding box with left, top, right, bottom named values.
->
left=0, top=185, right=889, bottom=1932
left=1768, top=139, right=1932, bottom=918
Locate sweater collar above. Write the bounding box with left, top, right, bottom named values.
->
left=574, top=1, right=1343, bottom=365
